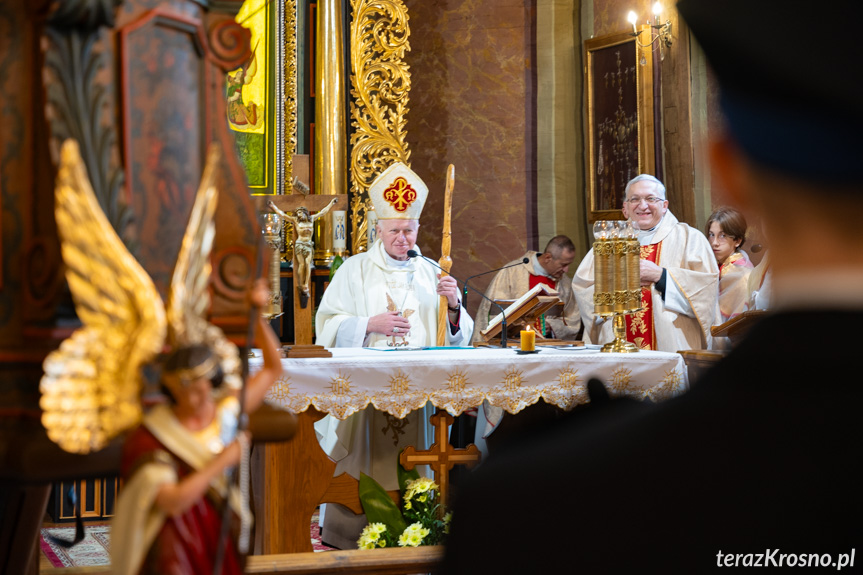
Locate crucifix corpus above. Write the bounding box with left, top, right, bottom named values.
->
left=263, top=192, right=346, bottom=353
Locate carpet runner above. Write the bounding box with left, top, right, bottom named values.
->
left=40, top=524, right=111, bottom=568
left=41, top=510, right=334, bottom=568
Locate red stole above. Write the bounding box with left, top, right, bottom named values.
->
left=529, top=274, right=555, bottom=334
left=625, top=242, right=661, bottom=350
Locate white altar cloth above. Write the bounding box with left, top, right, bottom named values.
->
left=253, top=346, right=689, bottom=420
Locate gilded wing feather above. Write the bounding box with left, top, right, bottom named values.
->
left=167, top=145, right=242, bottom=390
left=40, top=140, right=167, bottom=454
left=386, top=293, right=397, bottom=313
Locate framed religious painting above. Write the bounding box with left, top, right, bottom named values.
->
left=230, top=0, right=299, bottom=196
left=585, top=29, right=656, bottom=222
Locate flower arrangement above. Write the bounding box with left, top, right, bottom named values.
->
left=357, top=462, right=451, bottom=549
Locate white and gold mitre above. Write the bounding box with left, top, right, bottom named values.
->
left=368, top=162, right=428, bottom=220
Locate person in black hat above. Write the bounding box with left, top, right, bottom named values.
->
left=442, top=1, right=863, bottom=572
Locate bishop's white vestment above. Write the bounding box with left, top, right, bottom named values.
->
left=573, top=212, right=719, bottom=352
left=314, top=239, right=473, bottom=548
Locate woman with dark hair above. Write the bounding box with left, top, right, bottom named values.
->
left=706, top=207, right=754, bottom=322
left=112, top=280, right=282, bottom=575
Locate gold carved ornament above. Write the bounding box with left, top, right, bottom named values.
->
left=283, top=0, right=298, bottom=191
left=40, top=141, right=241, bottom=454
left=348, top=0, right=412, bottom=254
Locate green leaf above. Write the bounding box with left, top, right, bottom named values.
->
left=397, top=451, right=421, bottom=493
left=359, top=473, right=407, bottom=540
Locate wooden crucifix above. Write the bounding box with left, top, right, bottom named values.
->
left=399, top=410, right=481, bottom=507
left=259, top=193, right=346, bottom=348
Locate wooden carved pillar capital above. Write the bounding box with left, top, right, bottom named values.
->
left=44, top=0, right=123, bottom=30
left=21, top=0, right=129, bottom=328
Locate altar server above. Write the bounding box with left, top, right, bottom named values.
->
left=706, top=206, right=753, bottom=323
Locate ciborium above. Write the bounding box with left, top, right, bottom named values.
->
left=593, top=220, right=642, bottom=353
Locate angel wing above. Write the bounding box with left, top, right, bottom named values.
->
left=166, top=145, right=242, bottom=390
left=40, top=140, right=167, bottom=454
left=402, top=309, right=415, bottom=319
left=386, top=293, right=397, bottom=313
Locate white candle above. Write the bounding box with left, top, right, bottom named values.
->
left=366, top=209, right=378, bottom=248
left=332, top=210, right=347, bottom=252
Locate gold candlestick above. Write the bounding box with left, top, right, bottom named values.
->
left=260, top=212, right=284, bottom=319
left=601, top=314, right=638, bottom=353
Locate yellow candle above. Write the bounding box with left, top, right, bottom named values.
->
left=520, top=327, right=535, bottom=352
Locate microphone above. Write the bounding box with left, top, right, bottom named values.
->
left=462, top=257, right=530, bottom=306
left=407, top=250, right=509, bottom=348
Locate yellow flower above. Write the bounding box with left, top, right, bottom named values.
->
left=398, top=522, right=429, bottom=547
left=357, top=522, right=385, bottom=550
left=408, top=477, right=437, bottom=494
left=370, top=523, right=387, bottom=535
left=357, top=532, right=375, bottom=550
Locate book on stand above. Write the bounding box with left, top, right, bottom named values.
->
left=710, top=310, right=767, bottom=346
left=479, top=283, right=561, bottom=342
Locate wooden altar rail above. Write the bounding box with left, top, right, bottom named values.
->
left=245, top=547, right=444, bottom=574
left=40, top=547, right=444, bottom=575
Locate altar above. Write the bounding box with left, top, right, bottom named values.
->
left=249, top=346, right=688, bottom=554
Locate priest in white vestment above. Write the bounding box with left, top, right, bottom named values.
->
left=573, top=174, right=719, bottom=352
left=471, top=235, right=581, bottom=343
left=314, top=162, right=473, bottom=549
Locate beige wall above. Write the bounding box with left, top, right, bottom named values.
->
left=404, top=0, right=537, bottom=313
left=536, top=0, right=590, bottom=260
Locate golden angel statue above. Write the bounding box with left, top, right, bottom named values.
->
left=40, top=140, right=283, bottom=574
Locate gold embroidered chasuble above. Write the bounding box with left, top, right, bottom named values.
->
left=573, top=211, right=720, bottom=352
left=625, top=243, right=661, bottom=350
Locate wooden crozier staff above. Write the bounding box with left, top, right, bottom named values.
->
left=437, top=165, right=456, bottom=346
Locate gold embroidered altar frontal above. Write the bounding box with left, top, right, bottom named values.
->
left=255, top=347, right=688, bottom=419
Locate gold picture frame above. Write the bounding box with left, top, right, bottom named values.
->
left=585, top=28, right=655, bottom=222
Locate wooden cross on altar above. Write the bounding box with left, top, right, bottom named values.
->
left=399, top=410, right=481, bottom=506
left=258, top=193, right=346, bottom=348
